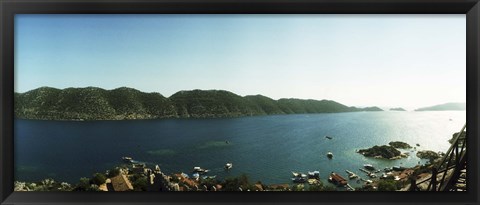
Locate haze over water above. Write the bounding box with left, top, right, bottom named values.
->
left=15, top=111, right=465, bottom=187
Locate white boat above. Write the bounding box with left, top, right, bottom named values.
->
left=122, top=157, right=133, bottom=163
left=308, top=171, right=320, bottom=179
left=380, top=173, right=388, bottom=179
left=292, top=171, right=307, bottom=178
left=364, top=164, right=375, bottom=170
left=225, top=163, right=233, bottom=170
left=193, top=167, right=209, bottom=174
left=327, top=152, right=334, bottom=159
left=345, top=170, right=359, bottom=179
left=292, top=171, right=300, bottom=177
left=292, top=177, right=307, bottom=183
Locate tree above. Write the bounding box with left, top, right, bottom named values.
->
left=222, top=174, right=251, bottom=191
left=130, top=175, right=148, bottom=191
left=91, top=173, right=107, bottom=186
left=378, top=180, right=397, bottom=191
left=308, top=183, right=324, bottom=191
left=73, top=177, right=91, bottom=191
left=322, top=185, right=336, bottom=191
left=107, top=168, right=121, bottom=178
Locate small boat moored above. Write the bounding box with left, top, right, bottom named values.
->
left=327, top=152, right=334, bottom=159
left=308, top=171, right=320, bottom=179
left=328, top=172, right=348, bottom=186
left=392, top=166, right=406, bottom=171
left=345, top=170, right=359, bottom=179
left=193, top=167, right=210, bottom=174
left=292, top=177, right=307, bottom=183
left=122, top=157, right=133, bottom=163
left=364, top=164, right=375, bottom=171
left=325, top=136, right=333, bottom=140
left=202, top=175, right=217, bottom=180
left=292, top=171, right=308, bottom=183
left=225, top=163, right=233, bottom=170
left=192, top=173, right=200, bottom=180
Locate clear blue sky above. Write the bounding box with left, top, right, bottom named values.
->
left=15, top=14, right=466, bottom=109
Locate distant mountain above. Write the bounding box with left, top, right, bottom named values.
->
left=361, top=106, right=383, bottom=112
left=415, top=103, right=466, bottom=111
left=390, top=107, right=406, bottom=111
left=15, top=87, right=383, bottom=120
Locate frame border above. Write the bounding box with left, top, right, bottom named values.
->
left=1, top=0, right=479, bottom=204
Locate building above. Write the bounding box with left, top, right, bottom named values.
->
left=109, top=174, right=134, bottom=191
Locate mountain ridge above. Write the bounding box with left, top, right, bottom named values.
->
left=15, top=86, right=384, bottom=120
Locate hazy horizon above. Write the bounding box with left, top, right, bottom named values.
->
left=15, top=14, right=466, bottom=108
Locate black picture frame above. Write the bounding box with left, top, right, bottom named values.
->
left=1, top=0, right=479, bottom=204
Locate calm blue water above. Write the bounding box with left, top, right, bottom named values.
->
left=15, top=111, right=465, bottom=187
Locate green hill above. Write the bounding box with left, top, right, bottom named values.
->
left=15, top=87, right=383, bottom=120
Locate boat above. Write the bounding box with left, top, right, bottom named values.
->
left=416, top=143, right=420, bottom=147
left=345, top=170, right=359, bottom=179
left=193, top=167, right=210, bottom=174
left=122, top=157, right=133, bottom=163
left=380, top=173, right=388, bottom=179
left=392, top=166, right=406, bottom=171
left=327, top=152, right=334, bottom=159
left=364, top=164, right=375, bottom=171
left=308, top=171, right=320, bottom=179
left=328, top=172, right=348, bottom=186
left=325, top=136, right=333, bottom=140
left=202, top=175, right=216, bottom=180
left=346, top=184, right=356, bottom=191
left=368, top=173, right=377, bottom=178
left=225, top=163, right=233, bottom=170
left=292, top=177, right=307, bottom=183
left=192, top=173, right=200, bottom=180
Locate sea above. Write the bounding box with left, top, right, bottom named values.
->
left=14, top=111, right=466, bottom=188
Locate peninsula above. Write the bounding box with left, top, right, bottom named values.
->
left=15, top=87, right=383, bottom=120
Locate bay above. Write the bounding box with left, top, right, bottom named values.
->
left=14, top=111, right=465, bottom=187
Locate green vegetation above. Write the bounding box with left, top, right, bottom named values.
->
left=377, top=179, right=398, bottom=191
left=414, top=102, right=466, bottom=111
left=73, top=177, right=100, bottom=191
left=15, top=87, right=383, bottom=120
left=107, top=168, right=121, bottom=178
left=129, top=173, right=148, bottom=191
left=91, top=173, right=107, bottom=186
left=360, top=106, right=383, bottom=111
left=388, top=141, right=412, bottom=149
left=14, top=178, right=73, bottom=191
left=358, top=145, right=401, bottom=159
left=221, top=173, right=254, bottom=191
left=416, top=150, right=441, bottom=162
left=449, top=131, right=466, bottom=145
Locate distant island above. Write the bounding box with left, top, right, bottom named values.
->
left=389, top=108, right=406, bottom=111
left=357, top=141, right=411, bottom=160
left=415, top=102, right=466, bottom=111
left=15, top=87, right=384, bottom=120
